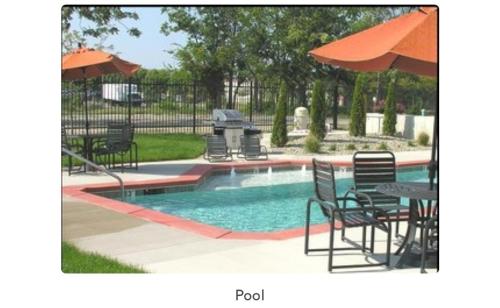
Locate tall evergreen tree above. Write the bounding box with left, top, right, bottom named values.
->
left=309, top=80, right=326, bottom=140
left=383, top=80, right=397, bottom=136
left=271, top=82, right=288, bottom=146
left=349, top=73, right=367, bottom=136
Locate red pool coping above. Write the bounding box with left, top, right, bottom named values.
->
left=63, top=159, right=429, bottom=240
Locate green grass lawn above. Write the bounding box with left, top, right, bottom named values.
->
left=63, top=133, right=206, bottom=166
left=135, top=133, right=205, bottom=161
left=62, top=242, right=146, bottom=273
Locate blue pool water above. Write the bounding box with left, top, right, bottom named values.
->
left=122, top=167, right=430, bottom=232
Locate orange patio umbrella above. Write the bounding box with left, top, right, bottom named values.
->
left=62, top=44, right=140, bottom=138
left=309, top=7, right=437, bottom=77
left=62, top=45, right=140, bottom=80
left=309, top=6, right=438, bottom=186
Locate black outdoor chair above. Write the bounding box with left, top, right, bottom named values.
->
left=237, top=135, right=268, bottom=160
left=94, top=123, right=138, bottom=172
left=203, top=135, right=232, bottom=162
left=420, top=213, right=438, bottom=273
left=345, top=151, right=409, bottom=246
left=305, top=158, right=392, bottom=272
left=61, top=126, right=83, bottom=175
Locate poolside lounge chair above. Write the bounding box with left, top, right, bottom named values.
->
left=61, top=126, right=83, bottom=175
left=94, top=122, right=138, bottom=172
left=237, top=135, right=268, bottom=160
left=305, top=158, right=392, bottom=272
left=203, top=135, right=232, bottom=162
left=345, top=151, right=410, bottom=247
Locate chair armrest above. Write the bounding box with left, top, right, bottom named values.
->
left=335, top=196, right=390, bottom=221
left=310, top=197, right=390, bottom=221
left=343, top=189, right=374, bottom=208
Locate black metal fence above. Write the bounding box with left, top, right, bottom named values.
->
left=62, top=75, right=343, bottom=136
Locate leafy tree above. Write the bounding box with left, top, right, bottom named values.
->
left=349, top=73, right=368, bottom=136
left=61, top=6, right=141, bottom=52
left=161, top=7, right=247, bottom=109
left=383, top=79, right=397, bottom=136
left=271, top=82, right=288, bottom=147
left=309, top=80, right=326, bottom=140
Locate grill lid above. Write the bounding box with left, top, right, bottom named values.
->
left=213, top=109, right=243, bottom=122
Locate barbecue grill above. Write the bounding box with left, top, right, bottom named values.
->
left=212, top=109, right=261, bottom=151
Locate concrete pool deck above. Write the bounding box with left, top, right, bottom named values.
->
left=62, top=150, right=434, bottom=273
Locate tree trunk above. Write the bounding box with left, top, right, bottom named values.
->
left=254, top=80, right=260, bottom=112
left=233, top=79, right=243, bottom=108
left=228, top=70, right=233, bottom=109
left=332, top=72, right=340, bottom=130
left=297, top=83, right=307, bottom=107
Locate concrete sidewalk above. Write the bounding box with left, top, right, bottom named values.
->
left=63, top=196, right=425, bottom=273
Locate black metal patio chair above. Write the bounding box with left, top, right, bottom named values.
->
left=305, top=158, right=392, bottom=272
left=237, top=135, right=268, bottom=160
left=203, top=135, right=232, bottom=162
left=94, top=122, right=138, bottom=172
left=61, top=126, right=83, bottom=175
left=345, top=151, right=409, bottom=247
left=421, top=213, right=438, bottom=273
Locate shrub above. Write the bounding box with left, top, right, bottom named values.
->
left=407, top=140, right=416, bottom=147
left=271, top=82, right=288, bottom=147
left=407, top=100, right=425, bottom=115
left=346, top=144, right=357, bottom=151
left=349, top=74, right=367, bottom=136
left=362, top=144, right=369, bottom=150
left=329, top=144, right=337, bottom=151
left=309, top=80, right=326, bottom=140
left=383, top=80, right=397, bottom=136
left=378, top=142, right=390, bottom=150
left=417, top=132, right=430, bottom=146
left=304, top=135, right=321, bottom=153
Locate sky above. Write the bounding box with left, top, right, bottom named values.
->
left=72, top=7, right=187, bottom=69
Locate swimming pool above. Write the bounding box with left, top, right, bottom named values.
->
left=103, top=166, right=430, bottom=233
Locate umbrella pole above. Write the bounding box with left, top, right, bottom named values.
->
left=84, top=77, right=90, bottom=173
left=429, top=104, right=438, bottom=190
left=84, top=77, right=89, bottom=138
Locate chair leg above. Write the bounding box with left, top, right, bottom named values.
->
left=362, top=226, right=366, bottom=252
left=129, top=148, right=133, bottom=169
left=121, top=153, right=124, bottom=173
left=304, top=199, right=312, bottom=255
left=328, top=219, right=335, bottom=272
left=395, top=216, right=400, bottom=237
left=370, top=225, right=375, bottom=253
left=420, top=219, right=425, bottom=247
left=386, top=224, right=392, bottom=267
left=135, top=143, right=138, bottom=169
left=68, top=156, right=72, bottom=176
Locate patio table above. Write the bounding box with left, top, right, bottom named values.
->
left=79, top=133, right=107, bottom=171
left=375, top=182, right=438, bottom=268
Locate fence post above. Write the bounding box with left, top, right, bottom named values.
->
left=249, top=81, right=253, bottom=122
left=193, top=81, right=197, bottom=134
left=128, top=77, right=132, bottom=126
